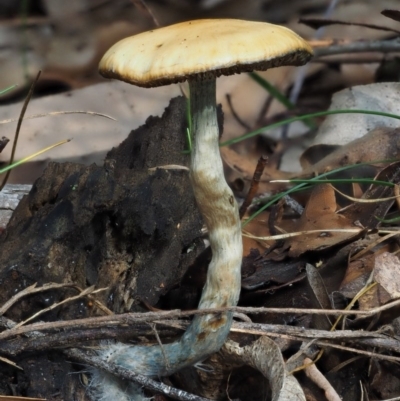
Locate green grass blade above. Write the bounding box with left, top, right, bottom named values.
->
left=0, top=85, right=17, bottom=96
left=221, top=109, right=400, bottom=147
left=0, top=139, right=70, bottom=175
left=249, top=72, right=316, bottom=129
left=242, top=159, right=398, bottom=227
left=284, top=178, right=394, bottom=187
left=375, top=215, right=400, bottom=223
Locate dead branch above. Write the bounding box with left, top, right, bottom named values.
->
left=1, top=313, right=400, bottom=358
left=313, top=37, right=400, bottom=58
left=303, top=357, right=341, bottom=401
left=2, top=300, right=400, bottom=343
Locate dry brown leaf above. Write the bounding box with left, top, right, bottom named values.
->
left=242, top=212, right=270, bottom=257
left=340, top=251, right=400, bottom=310
left=306, top=264, right=333, bottom=330
left=340, top=256, right=375, bottom=299
left=374, top=252, right=400, bottom=300
left=223, top=337, right=306, bottom=401
left=357, top=282, right=381, bottom=311
left=300, top=127, right=400, bottom=177
left=339, top=161, right=400, bottom=228
left=313, top=83, right=400, bottom=147
left=282, top=184, right=362, bottom=257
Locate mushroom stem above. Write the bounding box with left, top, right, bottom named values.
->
left=189, top=76, right=242, bottom=313
left=96, top=78, right=242, bottom=381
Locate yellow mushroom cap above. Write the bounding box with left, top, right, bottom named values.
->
left=99, top=19, right=313, bottom=88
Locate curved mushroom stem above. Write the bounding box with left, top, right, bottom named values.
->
left=189, top=75, right=242, bottom=316
left=94, top=77, right=242, bottom=388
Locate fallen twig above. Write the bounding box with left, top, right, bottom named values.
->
left=0, top=282, right=110, bottom=317
left=313, top=37, right=400, bottom=58
left=13, top=286, right=107, bottom=329
left=2, top=300, right=400, bottom=342
left=303, top=357, right=341, bottom=401
left=239, top=155, right=268, bottom=219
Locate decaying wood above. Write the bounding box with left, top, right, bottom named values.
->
left=0, top=96, right=206, bottom=400
left=0, top=184, right=31, bottom=228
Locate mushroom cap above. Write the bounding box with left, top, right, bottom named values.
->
left=99, top=19, right=313, bottom=88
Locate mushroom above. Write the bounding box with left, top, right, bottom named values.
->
left=95, top=17, right=312, bottom=394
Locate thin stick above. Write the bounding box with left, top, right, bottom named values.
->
left=283, top=0, right=339, bottom=140
left=150, top=323, right=170, bottom=370
left=300, top=17, right=400, bottom=35
left=0, top=110, right=115, bottom=125
left=303, top=357, right=342, bottom=401
left=2, top=300, right=400, bottom=343
left=130, top=0, right=159, bottom=27
left=314, top=37, right=400, bottom=58
left=225, top=93, right=251, bottom=130
left=0, top=71, right=41, bottom=191
left=316, top=342, right=400, bottom=363
left=0, top=282, right=111, bottom=316
left=13, top=286, right=107, bottom=329
left=239, top=155, right=268, bottom=219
